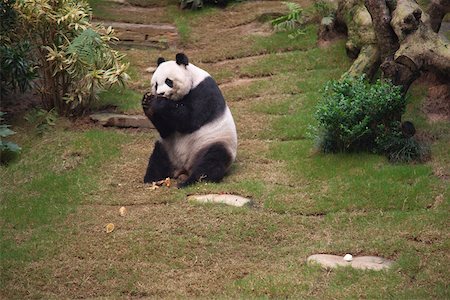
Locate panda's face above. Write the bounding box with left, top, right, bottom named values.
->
left=151, top=61, right=192, bottom=101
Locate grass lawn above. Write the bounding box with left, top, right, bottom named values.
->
left=1, top=0, right=449, bottom=298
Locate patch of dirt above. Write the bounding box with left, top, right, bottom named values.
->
left=233, top=21, right=272, bottom=37
left=423, top=84, right=450, bottom=123
left=0, top=91, right=41, bottom=119
left=205, top=53, right=270, bottom=67
left=70, top=116, right=98, bottom=131
left=219, top=76, right=270, bottom=89
left=93, top=2, right=170, bottom=24
left=317, top=33, right=346, bottom=48
left=416, top=73, right=450, bottom=123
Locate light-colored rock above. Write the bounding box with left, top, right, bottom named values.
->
left=145, top=66, right=157, bottom=73
left=343, top=253, right=353, bottom=262
left=90, top=113, right=154, bottom=128
left=307, top=254, right=393, bottom=271
left=188, top=194, right=252, bottom=207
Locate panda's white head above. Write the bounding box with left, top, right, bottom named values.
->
left=151, top=53, right=210, bottom=101
left=151, top=53, right=199, bottom=101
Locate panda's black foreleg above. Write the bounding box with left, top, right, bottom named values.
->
left=178, top=143, right=232, bottom=188
left=144, top=141, right=174, bottom=183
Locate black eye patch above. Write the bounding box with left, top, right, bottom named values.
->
left=165, top=78, right=173, bottom=88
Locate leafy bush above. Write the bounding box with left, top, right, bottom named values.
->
left=313, top=0, right=334, bottom=19
left=0, top=42, right=37, bottom=97
left=0, top=112, right=21, bottom=164
left=271, top=2, right=305, bottom=39
left=314, top=75, right=427, bottom=162
left=376, top=123, right=430, bottom=163
left=25, top=108, right=58, bottom=135
left=0, top=0, right=36, bottom=98
left=14, top=0, right=129, bottom=116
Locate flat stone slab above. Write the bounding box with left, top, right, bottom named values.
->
left=90, top=113, right=154, bottom=128
left=92, top=21, right=177, bottom=48
left=187, top=194, right=252, bottom=207
left=307, top=254, right=393, bottom=271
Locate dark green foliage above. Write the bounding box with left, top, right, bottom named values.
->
left=315, top=75, right=404, bottom=152
left=0, top=0, right=36, bottom=97
left=376, top=124, right=430, bottom=163
left=180, top=0, right=203, bottom=9
left=0, top=42, right=36, bottom=96
left=271, top=2, right=305, bottom=39
left=0, top=112, right=21, bottom=164
left=180, top=0, right=228, bottom=10
left=24, top=109, right=57, bottom=135
left=0, top=0, right=17, bottom=32
left=314, top=75, right=428, bottom=163
left=313, top=0, right=334, bottom=18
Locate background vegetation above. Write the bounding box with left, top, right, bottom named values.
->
left=2, top=0, right=129, bottom=116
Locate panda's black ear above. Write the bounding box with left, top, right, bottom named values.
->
left=175, top=53, right=189, bottom=66
left=157, top=57, right=165, bottom=66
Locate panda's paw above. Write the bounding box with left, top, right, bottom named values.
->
left=142, top=92, right=153, bottom=109
left=142, top=93, right=157, bottom=117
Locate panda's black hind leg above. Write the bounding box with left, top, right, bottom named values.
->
left=144, top=141, right=174, bottom=183
left=178, top=143, right=232, bottom=188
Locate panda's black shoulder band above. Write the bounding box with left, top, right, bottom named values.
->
left=176, top=53, right=189, bottom=66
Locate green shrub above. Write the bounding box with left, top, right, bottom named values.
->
left=0, top=42, right=37, bottom=97
left=376, top=124, right=430, bottom=163
left=313, top=0, right=334, bottom=18
left=271, top=2, right=305, bottom=39
left=0, top=0, right=36, bottom=98
left=0, top=112, right=21, bottom=164
left=14, top=0, right=129, bottom=116
left=314, top=75, right=428, bottom=162
left=25, top=108, right=58, bottom=135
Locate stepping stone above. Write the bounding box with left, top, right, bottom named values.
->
left=188, top=194, right=252, bottom=207
left=90, top=113, right=154, bottom=128
left=307, top=254, right=393, bottom=271
left=145, top=66, right=156, bottom=73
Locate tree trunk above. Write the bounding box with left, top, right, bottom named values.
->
left=320, top=0, right=450, bottom=93
left=427, top=0, right=450, bottom=32
left=364, top=0, right=398, bottom=61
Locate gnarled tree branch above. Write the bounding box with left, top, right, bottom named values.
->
left=364, top=0, right=399, bottom=61
left=427, top=0, right=450, bottom=32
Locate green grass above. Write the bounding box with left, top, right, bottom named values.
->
left=174, top=15, right=191, bottom=45
left=95, top=86, right=142, bottom=112
left=0, top=127, right=127, bottom=274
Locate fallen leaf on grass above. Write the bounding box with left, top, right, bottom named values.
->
left=119, top=206, right=126, bottom=216
left=106, top=223, right=115, bottom=233
left=146, top=177, right=172, bottom=190
left=164, top=177, right=171, bottom=187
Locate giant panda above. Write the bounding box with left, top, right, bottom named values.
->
left=142, top=53, right=237, bottom=188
